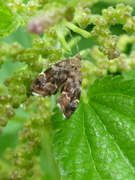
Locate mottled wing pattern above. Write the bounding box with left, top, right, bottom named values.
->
left=57, top=58, right=82, bottom=118
left=30, top=54, right=82, bottom=119
left=30, top=59, right=72, bottom=96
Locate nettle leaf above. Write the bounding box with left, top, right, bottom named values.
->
left=52, top=75, right=135, bottom=180
left=52, top=104, right=100, bottom=180
left=0, top=1, right=16, bottom=37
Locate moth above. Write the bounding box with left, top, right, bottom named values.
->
left=30, top=54, right=82, bottom=119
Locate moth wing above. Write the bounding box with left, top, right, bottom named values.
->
left=30, top=60, right=71, bottom=96
left=57, top=68, right=82, bottom=119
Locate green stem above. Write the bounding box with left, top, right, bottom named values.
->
left=65, top=22, right=91, bottom=38
left=56, top=25, right=71, bottom=54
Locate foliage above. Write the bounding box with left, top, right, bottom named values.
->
left=1, top=0, right=135, bottom=179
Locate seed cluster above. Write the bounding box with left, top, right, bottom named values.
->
left=75, top=4, right=134, bottom=59
left=10, top=97, right=51, bottom=180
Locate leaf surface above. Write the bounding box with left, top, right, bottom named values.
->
left=0, top=1, right=16, bottom=37
left=52, top=76, right=135, bottom=179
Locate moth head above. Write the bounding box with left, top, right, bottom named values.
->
left=75, top=54, right=82, bottom=61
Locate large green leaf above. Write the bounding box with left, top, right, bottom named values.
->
left=0, top=1, right=16, bottom=37
left=52, top=75, right=135, bottom=180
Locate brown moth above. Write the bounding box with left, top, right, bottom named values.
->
left=30, top=54, right=82, bottom=119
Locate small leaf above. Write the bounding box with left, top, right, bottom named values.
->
left=0, top=1, right=16, bottom=37
left=52, top=75, right=135, bottom=179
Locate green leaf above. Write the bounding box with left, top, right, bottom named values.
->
left=0, top=1, right=16, bottom=37
left=52, top=75, right=135, bottom=180
left=52, top=104, right=100, bottom=180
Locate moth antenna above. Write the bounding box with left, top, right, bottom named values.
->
left=81, top=55, right=102, bottom=70
left=68, top=31, right=101, bottom=69
left=68, top=30, right=80, bottom=54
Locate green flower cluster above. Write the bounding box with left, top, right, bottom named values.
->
left=0, top=42, right=22, bottom=67
left=82, top=47, right=135, bottom=89
left=0, top=30, right=62, bottom=128
left=74, top=4, right=135, bottom=59
left=90, top=4, right=133, bottom=59
left=10, top=97, right=51, bottom=180
left=0, top=94, right=15, bottom=130
left=7, top=0, right=38, bottom=16
left=81, top=32, right=135, bottom=89
left=0, top=29, right=62, bottom=178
